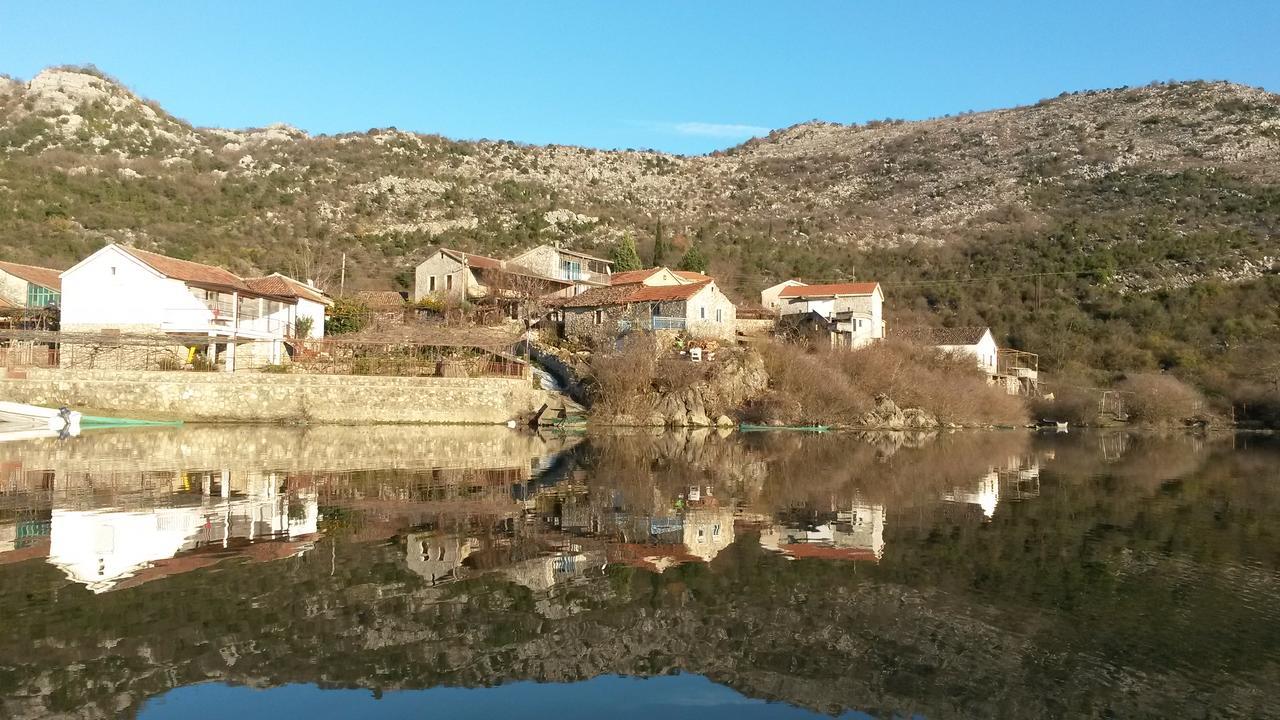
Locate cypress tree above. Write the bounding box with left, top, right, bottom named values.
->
left=652, top=218, right=669, bottom=266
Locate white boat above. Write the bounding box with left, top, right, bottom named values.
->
left=0, top=401, right=82, bottom=438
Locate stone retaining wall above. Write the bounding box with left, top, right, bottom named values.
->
left=0, top=369, right=546, bottom=424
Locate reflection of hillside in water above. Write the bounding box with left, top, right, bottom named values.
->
left=2, top=427, right=1278, bottom=720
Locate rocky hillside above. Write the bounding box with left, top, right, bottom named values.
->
left=1, top=66, right=1279, bottom=400
left=2, top=67, right=1278, bottom=283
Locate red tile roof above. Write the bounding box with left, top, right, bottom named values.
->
left=0, top=261, right=63, bottom=291
left=610, top=268, right=663, bottom=286
left=777, top=282, right=880, bottom=298
left=673, top=270, right=712, bottom=282
left=117, top=245, right=250, bottom=292
left=439, top=248, right=572, bottom=285
left=556, top=280, right=712, bottom=308
left=893, top=326, right=992, bottom=347
left=353, top=290, right=407, bottom=310
left=245, top=274, right=332, bottom=305
left=779, top=543, right=879, bottom=562
left=628, top=280, right=712, bottom=302
left=439, top=247, right=504, bottom=270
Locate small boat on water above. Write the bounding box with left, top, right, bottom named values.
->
left=0, top=402, right=181, bottom=441
left=1036, top=419, right=1070, bottom=432
left=0, top=401, right=81, bottom=435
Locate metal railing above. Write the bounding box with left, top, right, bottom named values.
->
left=616, top=316, right=687, bottom=332
left=160, top=308, right=291, bottom=337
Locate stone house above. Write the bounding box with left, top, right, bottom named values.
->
left=59, top=243, right=320, bottom=370
left=557, top=279, right=737, bottom=343
left=0, top=261, right=62, bottom=309
left=413, top=247, right=573, bottom=304
left=774, top=281, right=885, bottom=349
left=509, top=243, right=613, bottom=291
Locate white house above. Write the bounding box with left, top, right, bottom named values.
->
left=774, top=281, right=885, bottom=349
left=245, top=273, right=332, bottom=339
left=59, top=244, right=320, bottom=369
left=47, top=474, right=317, bottom=593
left=893, top=326, right=999, bottom=375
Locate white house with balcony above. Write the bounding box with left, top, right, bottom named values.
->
left=59, top=244, right=321, bottom=370
left=893, top=325, right=1039, bottom=395
left=770, top=281, right=885, bottom=349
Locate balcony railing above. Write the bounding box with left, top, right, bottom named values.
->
left=160, top=308, right=292, bottom=338
left=618, top=316, right=687, bottom=332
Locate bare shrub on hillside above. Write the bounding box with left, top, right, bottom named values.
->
left=1031, top=378, right=1103, bottom=425
left=1118, top=373, right=1206, bottom=425
left=758, top=340, right=1027, bottom=426
left=587, top=334, right=658, bottom=416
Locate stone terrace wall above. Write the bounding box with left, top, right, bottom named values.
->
left=0, top=369, right=546, bottom=424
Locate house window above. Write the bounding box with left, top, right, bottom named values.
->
left=561, top=259, right=582, bottom=281
left=716, top=308, right=723, bottom=322
left=27, top=285, right=60, bottom=308
left=594, top=309, right=603, bottom=325
left=445, top=274, right=453, bottom=291
left=700, top=306, right=706, bottom=320
left=429, top=276, right=437, bottom=292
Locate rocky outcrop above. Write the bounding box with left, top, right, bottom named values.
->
left=858, top=394, right=940, bottom=430
left=648, top=352, right=769, bottom=427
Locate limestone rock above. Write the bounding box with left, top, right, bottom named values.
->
left=715, top=415, right=735, bottom=428
left=687, top=413, right=713, bottom=427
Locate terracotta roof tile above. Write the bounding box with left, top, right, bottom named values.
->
left=353, top=290, right=407, bottom=310
left=0, top=261, right=63, bottom=291
left=893, top=326, right=992, bottom=346
left=438, top=247, right=572, bottom=285
left=627, top=280, right=711, bottom=302
left=673, top=270, right=712, bottom=282
left=117, top=245, right=250, bottom=292
left=610, top=268, right=662, bottom=286
left=557, top=280, right=712, bottom=308
left=777, top=282, right=880, bottom=298
left=245, top=274, right=332, bottom=305
left=554, top=284, right=638, bottom=308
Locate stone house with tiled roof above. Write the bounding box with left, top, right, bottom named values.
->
left=555, top=277, right=737, bottom=343
left=413, top=247, right=573, bottom=304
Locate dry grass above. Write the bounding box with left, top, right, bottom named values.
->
left=756, top=340, right=1028, bottom=426
left=1118, top=372, right=1207, bottom=425
left=586, top=334, right=659, bottom=416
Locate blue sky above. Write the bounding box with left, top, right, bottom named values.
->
left=1, top=1, right=1277, bottom=154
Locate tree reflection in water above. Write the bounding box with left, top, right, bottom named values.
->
left=0, top=426, right=1277, bottom=719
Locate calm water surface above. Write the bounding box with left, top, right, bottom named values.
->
left=0, top=425, right=1276, bottom=719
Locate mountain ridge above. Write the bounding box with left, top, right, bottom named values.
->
left=2, top=66, right=1279, bottom=404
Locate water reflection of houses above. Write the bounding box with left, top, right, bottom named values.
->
left=941, top=454, right=1042, bottom=520
left=48, top=471, right=318, bottom=593
left=405, top=532, right=479, bottom=585
left=758, top=502, right=886, bottom=562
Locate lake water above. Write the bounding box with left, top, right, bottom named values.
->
left=0, top=425, right=1277, bottom=719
